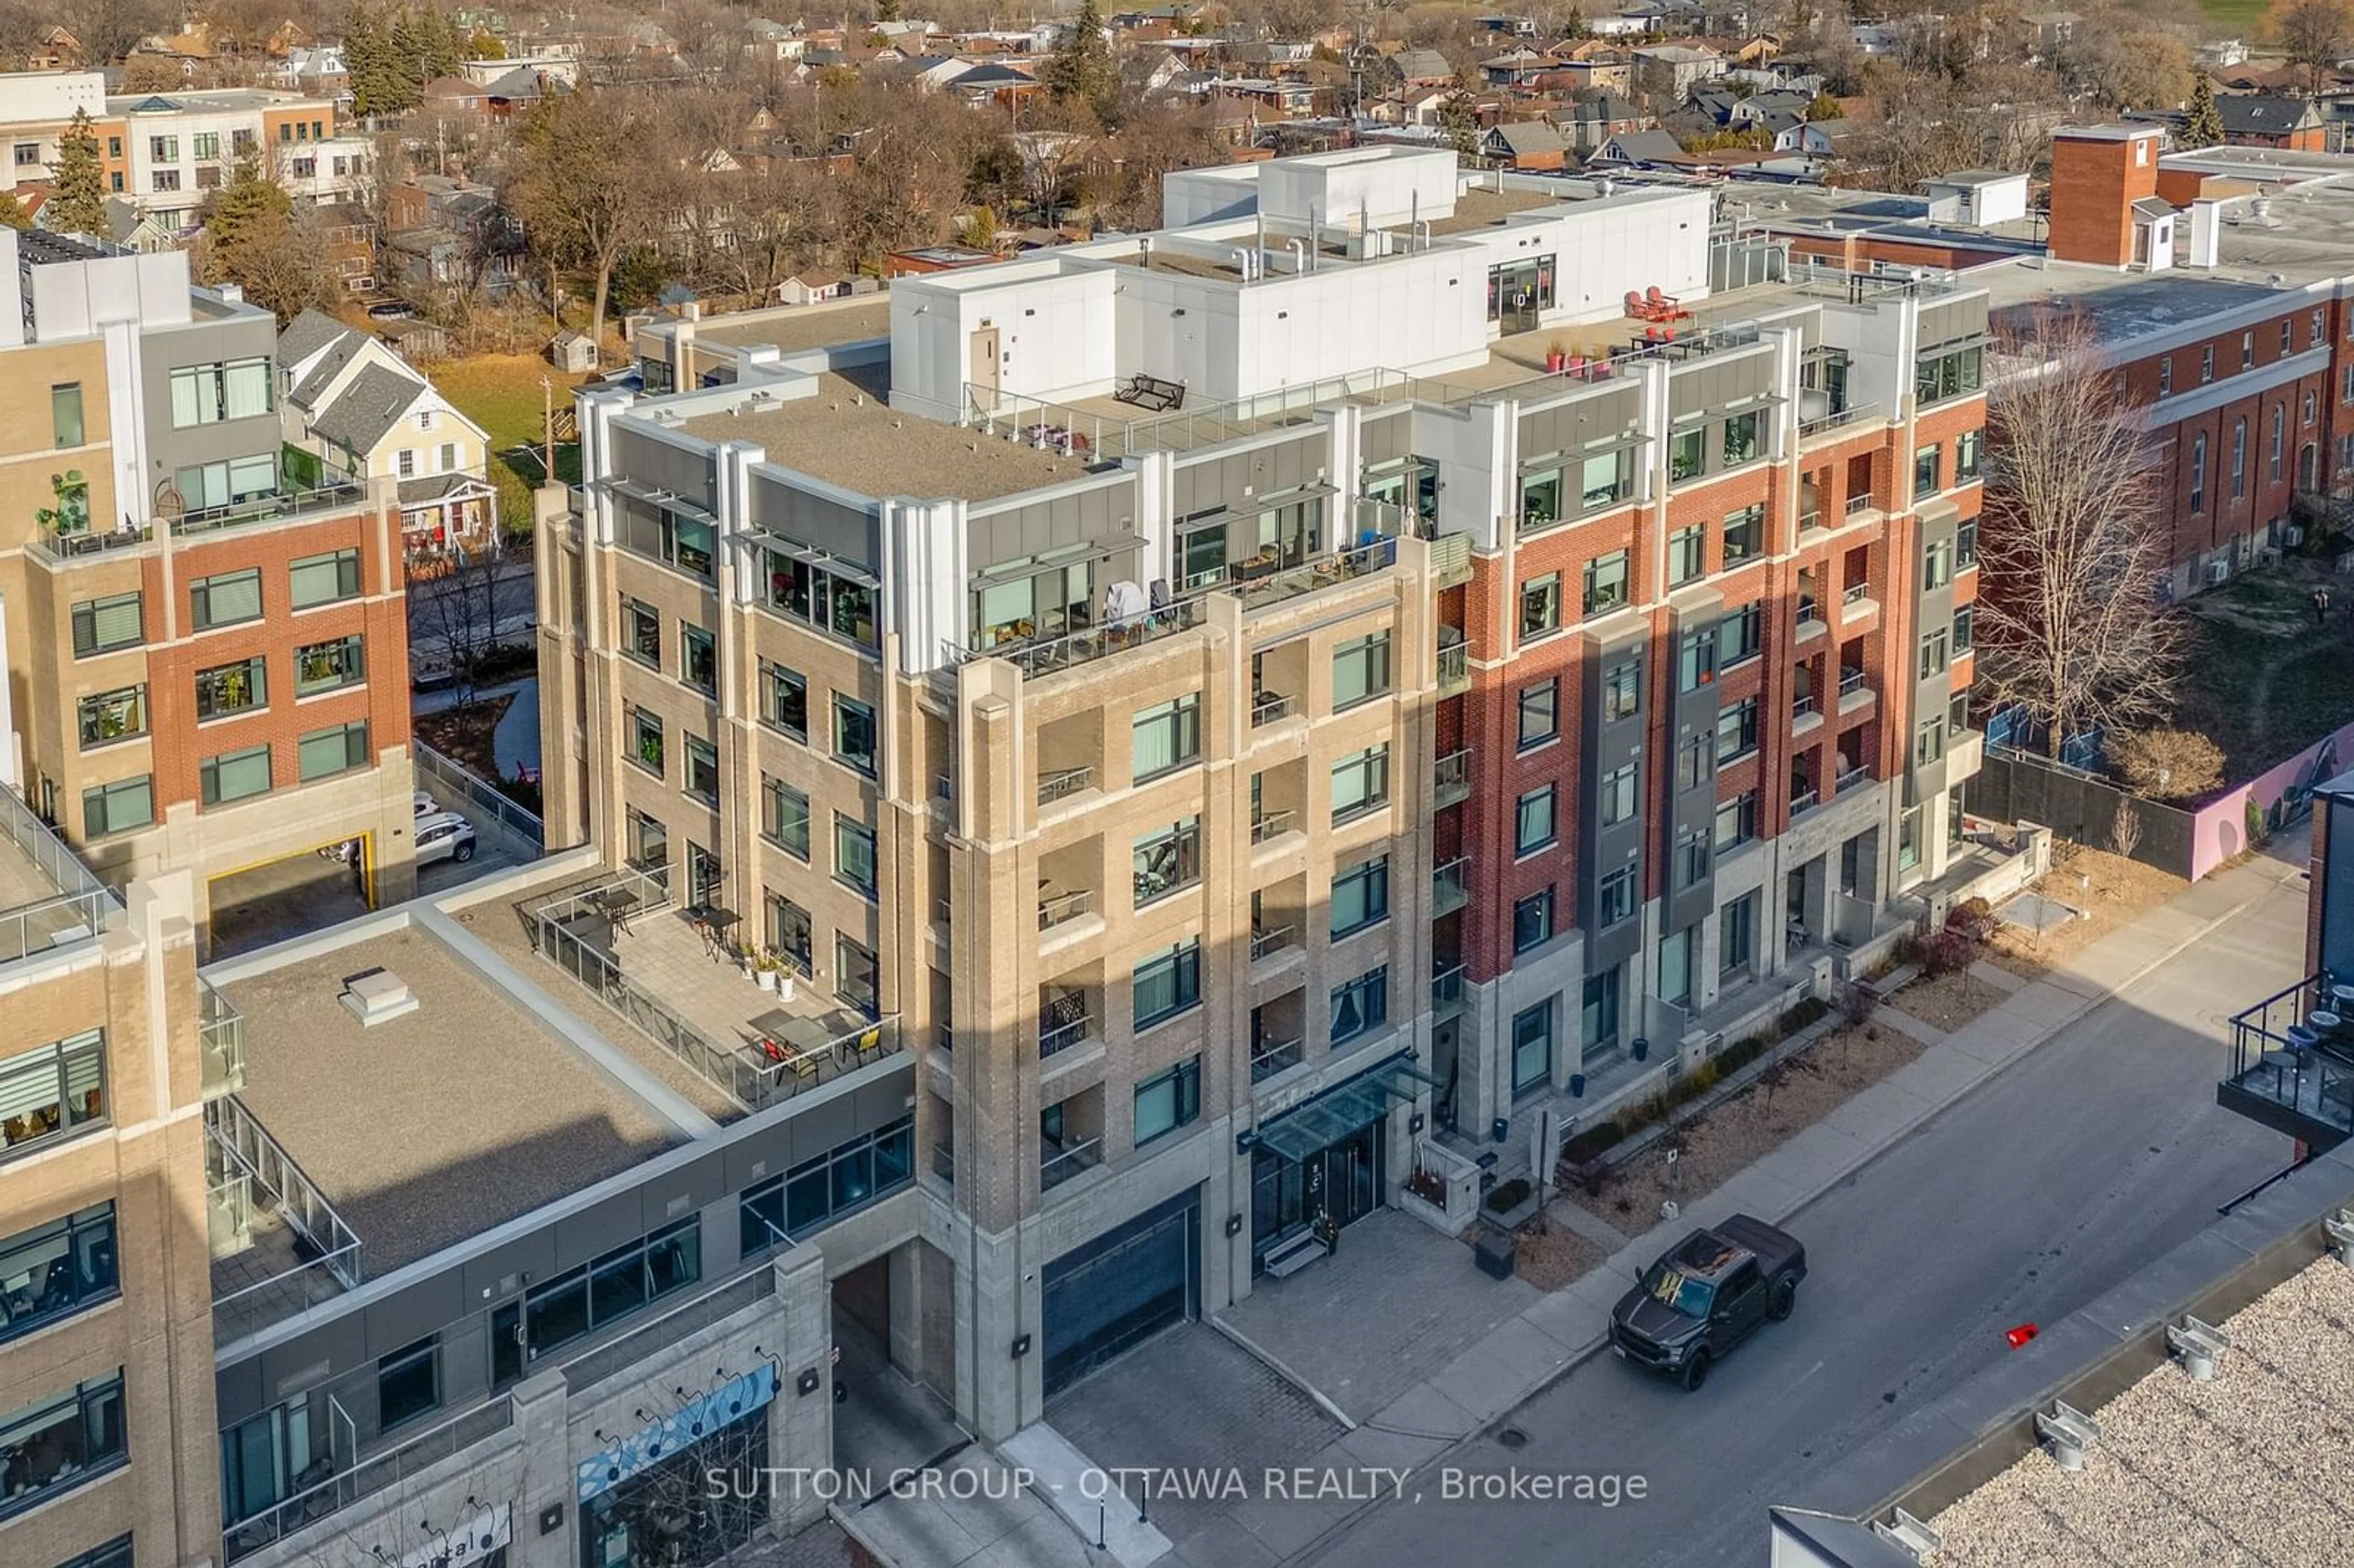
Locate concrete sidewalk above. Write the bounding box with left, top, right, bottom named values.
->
left=1207, top=852, right=2304, bottom=1559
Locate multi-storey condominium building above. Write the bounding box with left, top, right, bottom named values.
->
left=533, top=145, right=1987, bottom=1443
left=0, top=782, right=236, bottom=1568
left=0, top=70, right=359, bottom=228
left=0, top=229, right=418, bottom=942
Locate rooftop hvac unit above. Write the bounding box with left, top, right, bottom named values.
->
left=2205, top=560, right=2231, bottom=585
left=2285, top=524, right=2306, bottom=547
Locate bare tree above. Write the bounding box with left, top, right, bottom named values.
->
left=2108, top=799, right=2144, bottom=861
left=413, top=544, right=531, bottom=716
left=1975, top=318, right=2186, bottom=756
left=2271, top=0, right=2354, bottom=98
left=508, top=88, right=659, bottom=356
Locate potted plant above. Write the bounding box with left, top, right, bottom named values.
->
left=1545, top=340, right=1569, bottom=374
left=754, top=948, right=781, bottom=993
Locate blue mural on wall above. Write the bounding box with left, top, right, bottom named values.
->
left=574, top=1361, right=779, bottom=1504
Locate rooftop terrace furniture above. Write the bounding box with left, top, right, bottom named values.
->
left=1114, top=372, right=1186, bottom=412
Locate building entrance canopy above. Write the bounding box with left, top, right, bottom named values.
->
left=1256, top=1057, right=1434, bottom=1164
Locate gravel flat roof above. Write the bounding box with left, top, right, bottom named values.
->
left=223, top=927, right=682, bottom=1274
left=679, top=365, right=1090, bottom=502
left=690, top=297, right=893, bottom=353
left=1927, top=1259, right=2354, bottom=1565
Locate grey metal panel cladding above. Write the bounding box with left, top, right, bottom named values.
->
left=1361, top=408, right=1411, bottom=465
left=460, top=1227, right=560, bottom=1307
left=966, top=476, right=1132, bottom=569
left=751, top=470, right=878, bottom=569
left=1665, top=611, right=1721, bottom=931
left=1520, top=384, right=1640, bottom=462
left=613, top=423, right=718, bottom=511
left=1918, top=294, right=1989, bottom=351
left=1667, top=349, right=1772, bottom=421
left=363, top=1271, right=471, bottom=1353
left=261, top=1309, right=370, bottom=1404
left=213, top=1354, right=268, bottom=1426
left=1580, top=638, right=1647, bottom=971
left=1173, top=430, right=1324, bottom=516
left=555, top=1187, right=652, bottom=1268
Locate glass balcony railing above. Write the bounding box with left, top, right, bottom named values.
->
left=1250, top=1035, right=1305, bottom=1082
left=1433, top=856, right=1470, bottom=917
left=1437, top=627, right=1468, bottom=693
left=1040, top=1136, right=1102, bottom=1191
left=1432, top=963, right=1466, bottom=1019
left=200, top=980, right=246, bottom=1098
left=1434, top=750, right=1471, bottom=808
left=1038, top=766, right=1094, bottom=806
left=1251, top=923, right=1297, bottom=962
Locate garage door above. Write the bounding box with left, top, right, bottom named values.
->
left=1042, top=1187, right=1199, bottom=1396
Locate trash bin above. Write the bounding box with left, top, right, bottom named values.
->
left=1475, top=1229, right=1515, bottom=1281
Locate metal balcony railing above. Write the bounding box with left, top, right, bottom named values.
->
left=1842, top=582, right=1870, bottom=607
left=1845, top=492, right=1877, bottom=516
left=1250, top=1035, right=1305, bottom=1082
left=1437, top=626, right=1468, bottom=692
left=1839, top=667, right=1868, bottom=697
left=1252, top=691, right=1297, bottom=726
left=1040, top=1136, right=1102, bottom=1190
left=1040, top=1013, right=1093, bottom=1059
left=2223, top=975, right=2354, bottom=1141
left=1796, top=601, right=1824, bottom=634
left=1252, top=809, right=1298, bottom=845
left=1433, top=856, right=1471, bottom=916
left=1791, top=788, right=1819, bottom=815
left=1251, top=923, right=1297, bottom=962
left=1038, top=889, right=1094, bottom=931
left=1792, top=693, right=1818, bottom=721
left=1433, top=749, right=1471, bottom=807
left=1038, top=766, right=1094, bottom=805
left=1834, top=765, right=1871, bottom=794
left=946, top=597, right=1209, bottom=680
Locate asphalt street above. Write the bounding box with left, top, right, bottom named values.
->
left=1292, top=863, right=2304, bottom=1568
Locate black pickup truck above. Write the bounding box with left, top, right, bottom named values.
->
left=1607, top=1214, right=1807, bottom=1391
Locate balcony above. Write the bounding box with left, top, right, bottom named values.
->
left=1432, top=962, right=1466, bottom=1021
left=1251, top=923, right=1298, bottom=964
left=1251, top=808, right=1298, bottom=847
left=1834, top=763, right=1872, bottom=796
left=2221, top=976, right=2354, bottom=1149
left=1792, top=693, right=1822, bottom=734
left=173, top=480, right=371, bottom=541
left=1845, top=492, right=1878, bottom=517
left=1228, top=537, right=1399, bottom=616
left=1433, top=856, right=1470, bottom=918
left=1948, top=728, right=1985, bottom=782
left=1039, top=1011, right=1093, bottom=1059
left=1038, top=765, right=1094, bottom=807
left=931, top=1144, right=955, bottom=1188
left=1799, top=401, right=1881, bottom=442
left=200, top=980, right=246, bottom=1098
left=1840, top=583, right=1877, bottom=623
left=1798, top=509, right=1825, bottom=535
left=1796, top=602, right=1826, bottom=641
left=1040, top=1135, right=1102, bottom=1190
left=1437, top=626, right=1469, bottom=693
left=0, top=785, right=115, bottom=967
left=949, top=595, right=1209, bottom=680
left=1251, top=690, right=1297, bottom=727
left=1838, top=667, right=1874, bottom=714
left=1250, top=1034, right=1305, bottom=1083
left=1038, top=888, right=1094, bottom=931
left=1791, top=787, right=1820, bottom=816
left=1433, top=749, right=1471, bottom=809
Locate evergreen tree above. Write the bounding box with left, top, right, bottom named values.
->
left=0, top=191, right=32, bottom=231
left=1042, top=0, right=1118, bottom=120
left=346, top=4, right=403, bottom=118
left=387, top=8, right=431, bottom=105
left=203, top=151, right=292, bottom=262
left=2184, top=74, right=2225, bottom=148
left=46, top=108, right=109, bottom=240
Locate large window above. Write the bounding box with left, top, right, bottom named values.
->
left=832, top=696, right=878, bottom=776
left=1, top=1031, right=107, bottom=1157
left=0, top=1202, right=117, bottom=1345
left=493, top=1219, right=700, bottom=1382
left=836, top=935, right=880, bottom=1016
left=1667, top=523, right=1705, bottom=585
left=1955, top=429, right=1983, bottom=482
left=1514, top=887, right=1555, bottom=953
left=82, top=776, right=153, bottom=838
left=56, top=1534, right=132, bottom=1568
left=1600, top=762, right=1639, bottom=825
left=190, top=567, right=263, bottom=630
left=1582, top=551, right=1629, bottom=616
left=0, top=1372, right=125, bottom=1520
left=1134, top=938, right=1203, bottom=1030
left=764, top=892, right=813, bottom=975
left=1914, top=443, right=1941, bottom=500
left=1721, top=892, right=1758, bottom=980
left=195, top=655, right=267, bottom=719
left=1133, top=817, right=1202, bottom=905
left=1915, top=717, right=1946, bottom=767
left=1330, top=854, right=1390, bottom=937
left=764, top=777, right=810, bottom=858
left=1131, top=695, right=1200, bottom=782
left=1920, top=626, right=1951, bottom=679
left=1717, top=696, right=1759, bottom=761
left=77, top=685, right=147, bottom=749
left=1512, top=1004, right=1553, bottom=1095
left=1678, top=626, right=1716, bottom=691
left=1956, top=519, right=1978, bottom=571
left=376, top=1335, right=441, bottom=1431
left=1516, top=785, right=1556, bottom=853
left=1134, top=1059, right=1202, bottom=1146
left=682, top=623, right=716, bottom=695
left=627, top=808, right=668, bottom=869
left=1922, top=538, right=1952, bottom=591
left=290, top=549, right=361, bottom=609
left=1722, top=504, right=1763, bottom=566
left=764, top=548, right=879, bottom=648
left=623, top=596, right=663, bottom=668
left=1715, top=790, right=1759, bottom=851
left=51, top=382, right=83, bottom=447
left=1603, top=660, right=1641, bottom=721
left=297, top=721, right=369, bottom=782
left=835, top=813, right=878, bottom=896
left=684, top=734, right=720, bottom=804
left=1332, top=633, right=1392, bottom=710
left=1330, top=744, right=1390, bottom=824
left=199, top=745, right=272, bottom=807
left=1667, top=425, right=1704, bottom=481
left=1581, top=449, right=1629, bottom=508
left=71, top=592, right=142, bottom=657
left=1914, top=343, right=1984, bottom=406
left=1677, top=828, right=1710, bottom=889
left=2190, top=432, right=2208, bottom=512
left=1520, top=468, right=1563, bottom=530
left=1658, top=926, right=1694, bottom=1005
left=169, top=357, right=272, bottom=427
left=762, top=663, right=807, bottom=740
left=1521, top=572, right=1561, bottom=638
left=629, top=707, right=665, bottom=777
left=295, top=634, right=364, bottom=695
left=1723, top=410, right=1763, bottom=465
left=1596, top=866, right=1637, bottom=927
left=740, top=1116, right=914, bottom=1251
left=1330, top=965, right=1388, bottom=1045
left=1677, top=732, right=1715, bottom=791
left=1518, top=679, right=1558, bottom=748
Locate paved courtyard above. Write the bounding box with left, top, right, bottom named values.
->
left=1218, top=1209, right=1537, bottom=1424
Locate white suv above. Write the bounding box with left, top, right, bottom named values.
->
left=414, top=811, right=478, bottom=867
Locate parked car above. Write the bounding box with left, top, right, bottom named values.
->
left=1609, top=1215, right=1806, bottom=1390
left=413, top=791, right=440, bottom=816
left=414, top=810, right=478, bottom=867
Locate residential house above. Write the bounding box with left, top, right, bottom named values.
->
left=1482, top=118, right=1569, bottom=170
left=276, top=308, right=499, bottom=565
left=314, top=199, right=376, bottom=295
left=1383, top=48, right=1458, bottom=89
left=744, top=19, right=808, bottom=61
left=1213, top=77, right=1323, bottom=119
left=944, top=61, right=1043, bottom=111
left=1480, top=48, right=1552, bottom=91
left=477, top=65, right=550, bottom=118
left=777, top=269, right=855, bottom=305
left=381, top=175, right=524, bottom=298
left=1589, top=127, right=1701, bottom=168
left=418, top=74, right=490, bottom=116
left=101, top=194, right=175, bottom=253
left=2216, top=93, right=2330, bottom=152
left=1555, top=92, right=1649, bottom=154
left=1373, top=85, right=1457, bottom=128
left=1631, top=44, right=1724, bottom=105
